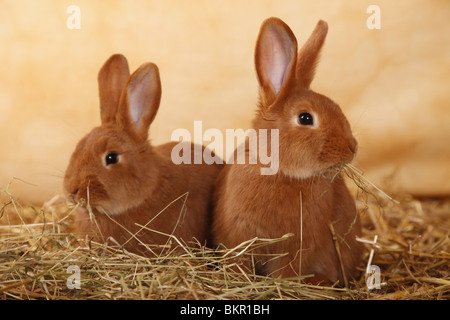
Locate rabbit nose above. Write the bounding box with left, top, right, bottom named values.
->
left=348, top=137, right=358, bottom=154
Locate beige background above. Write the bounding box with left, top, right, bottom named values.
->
left=1, top=0, right=449, bottom=204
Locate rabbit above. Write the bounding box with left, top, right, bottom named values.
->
left=212, top=18, right=363, bottom=285
left=63, top=54, right=223, bottom=256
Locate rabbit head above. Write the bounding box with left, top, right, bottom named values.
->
left=63, top=54, right=162, bottom=216
left=253, top=18, right=357, bottom=180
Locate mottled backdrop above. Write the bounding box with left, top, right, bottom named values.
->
left=1, top=0, right=449, bottom=204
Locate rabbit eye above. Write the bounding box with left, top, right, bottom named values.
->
left=298, top=113, right=314, bottom=126
left=105, top=152, right=119, bottom=166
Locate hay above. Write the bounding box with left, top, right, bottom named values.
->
left=0, top=175, right=449, bottom=300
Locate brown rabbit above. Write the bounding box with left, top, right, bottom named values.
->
left=212, top=18, right=363, bottom=285
left=64, top=54, right=223, bottom=256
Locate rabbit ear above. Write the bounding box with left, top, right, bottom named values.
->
left=98, top=54, right=130, bottom=124
left=255, top=17, right=298, bottom=110
left=296, top=20, right=328, bottom=89
left=117, top=63, right=161, bottom=141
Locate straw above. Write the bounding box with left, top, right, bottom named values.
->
left=0, top=172, right=448, bottom=300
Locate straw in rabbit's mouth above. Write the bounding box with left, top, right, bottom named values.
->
left=65, top=197, right=90, bottom=214
left=342, top=163, right=399, bottom=203
left=322, top=163, right=347, bottom=178
left=320, top=163, right=398, bottom=204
